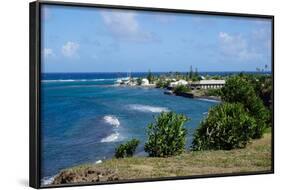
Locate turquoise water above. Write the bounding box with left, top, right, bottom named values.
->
left=40, top=73, right=217, bottom=183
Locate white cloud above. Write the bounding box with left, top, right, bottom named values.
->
left=218, top=32, right=261, bottom=60
left=101, top=10, right=155, bottom=42
left=42, top=48, right=54, bottom=58
left=61, top=41, right=79, bottom=57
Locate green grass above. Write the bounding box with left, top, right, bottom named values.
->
left=61, top=131, right=272, bottom=181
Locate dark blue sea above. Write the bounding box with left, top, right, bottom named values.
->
left=40, top=72, right=237, bottom=184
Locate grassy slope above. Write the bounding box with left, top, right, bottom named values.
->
left=64, top=132, right=272, bottom=180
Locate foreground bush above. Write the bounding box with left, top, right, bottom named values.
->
left=240, top=74, right=273, bottom=128
left=115, top=139, right=140, bottom=158
left=144, top=112, right=189, bottom=157
left=192, top=103, right=256, bottom=150
left=221, top=76, right=269, bottom=138
left=242, top=74, right=272, bottom=109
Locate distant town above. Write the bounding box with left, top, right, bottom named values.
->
left=115, top=68, right=227, bottom=100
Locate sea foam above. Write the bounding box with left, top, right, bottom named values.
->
left=100, top=132, right=120, bottom=143
left=197, top=98, right=221, bottom=103
left=128, top=104, right=169, bottom=113
left=95, top=160, right=103, bottom=164
left=103, top=115, right=120, bottom=127
left=41, top=78, right=116, bottom=83
left=41, top=176, right=55, bottom=186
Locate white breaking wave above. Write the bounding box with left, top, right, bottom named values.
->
left=41, top=176, right=55, bottom=186
left=197, top=98, right=221, bottom=103
left=128, top=104, right=169, bottom=113
left=101, top=132, right=120, bottom=143
left=95, top=160, right=103, bottom=164
left=103, top=115, right=120, bottom=127
left=41, top=78, right=116, bottom=83
left=101, top=115, right=121, bottom=143
left=42, top=79, right=76, bottom=82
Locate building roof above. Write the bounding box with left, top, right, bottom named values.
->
left=192, top=79, right=225, bottom=85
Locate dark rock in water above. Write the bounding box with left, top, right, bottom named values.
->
left=52, top=168, right=119, bottom=184
left=164, top=90, right=173, bottom=95
left=175, top=92, right=194, bottom=98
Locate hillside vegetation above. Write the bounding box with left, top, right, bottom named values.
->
left=52, top=131, right=271, bottom=184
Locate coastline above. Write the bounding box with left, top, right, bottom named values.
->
left=114, top=83, right=222, bottom=101
left=41, top=79, right=218, bottom=180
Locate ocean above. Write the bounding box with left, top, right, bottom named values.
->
left=40, top=72, right=222, bottom=184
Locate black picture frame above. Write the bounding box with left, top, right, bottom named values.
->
left=30, top=1, right=274, bottom=188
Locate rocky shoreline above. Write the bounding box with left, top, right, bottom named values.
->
left=164, top=89, right=221, bottom=102
left=52, top=168, right=118, bottom=185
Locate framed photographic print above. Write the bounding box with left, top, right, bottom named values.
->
left=30, top=1, right=274, bottom=188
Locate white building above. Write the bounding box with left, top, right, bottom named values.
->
left=141, top=78, right=150, bottom=86
left=169, top=79, right=189, bottom=88
left=178, top=80, right=188, bottom=85
left=191, top=80, right=225, bottom=89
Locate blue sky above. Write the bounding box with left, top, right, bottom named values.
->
left=41, top=5, right=272, bottom=73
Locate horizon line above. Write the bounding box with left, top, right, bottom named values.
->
left=41, top=70, right=272, bottom=74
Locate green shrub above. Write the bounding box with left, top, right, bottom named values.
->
left=204, top=88, right=221, bottom=96
left=221, top=76, right=255, bottom=104
left=144, top=112, right=189, bottom=157
left=241, top=74, right=272, bottom=109
left=156, top=80, right=169, bottom=88
left=242, top=74, right=273, bottom=128
left=192, top=103, right=256, bottom=151
left=173, top=85, right=191, bottom=94
left=221, top=76, right=269, bottom=138
left=136, top=78, right=142, bottom=86
left=247, top=96, right=269, bottom=138
left=115, top=139, right=140, bottom=158
left=191, top=76, right=201, bottom=81
left=255, top=77, right=272, bottom=109
left=212, top=75, right=223, bottom=80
